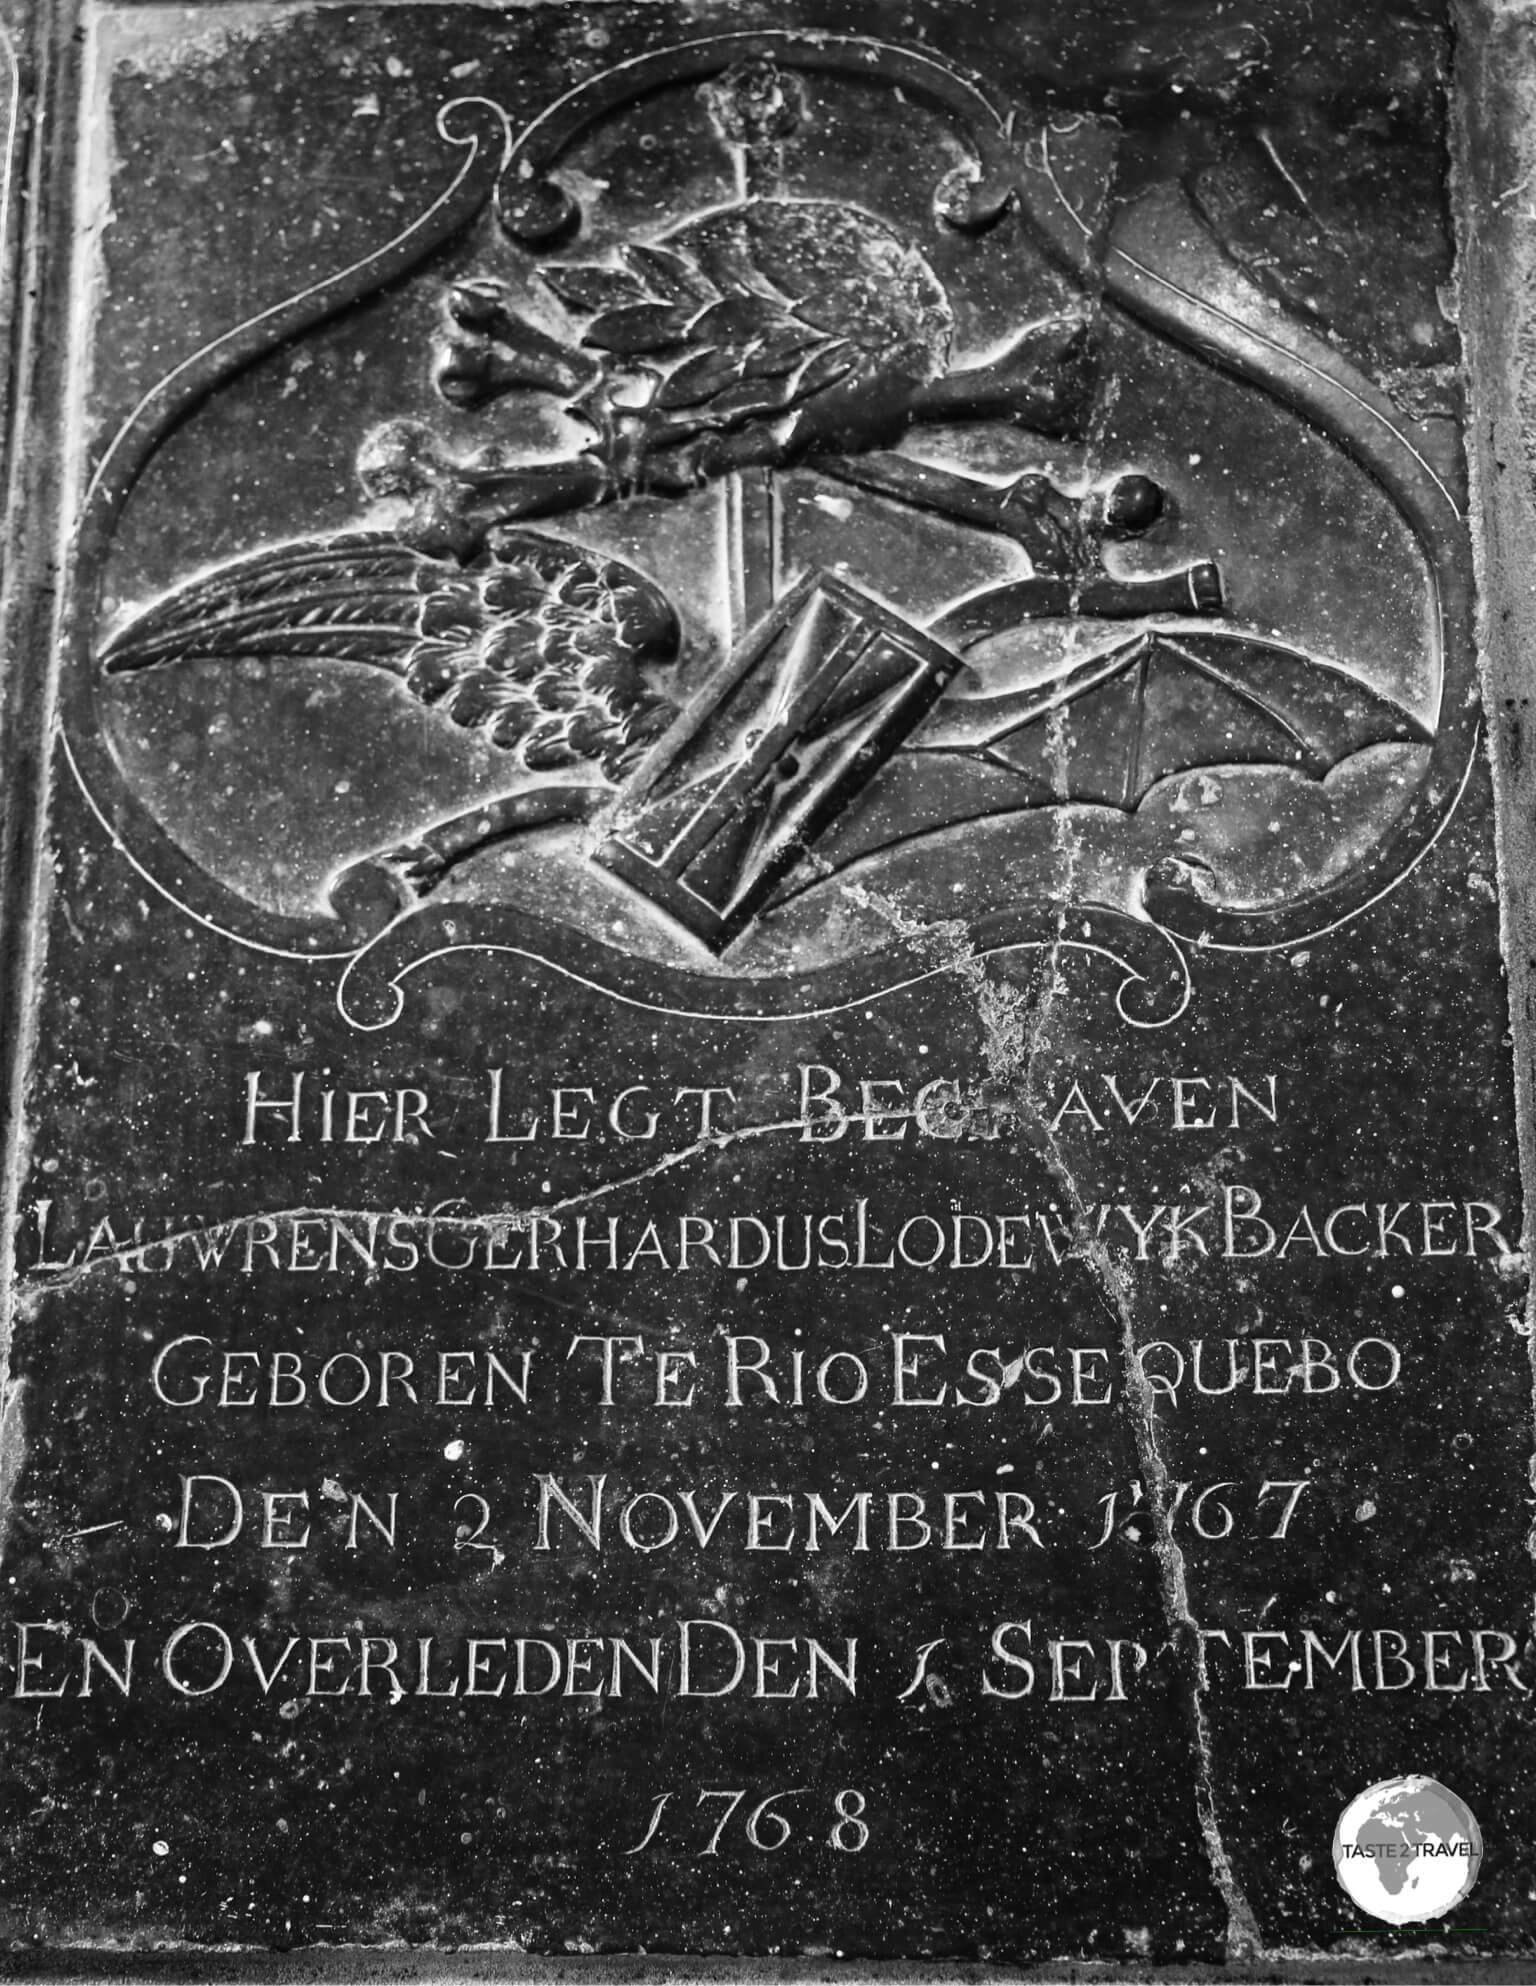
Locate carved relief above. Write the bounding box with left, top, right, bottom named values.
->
left=71, top=34, right=1473, bottom=1026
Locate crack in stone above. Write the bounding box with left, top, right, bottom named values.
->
left=1025, top=1060, right=1261, bottom=1952
left=1016, top=1016, right=1262, bottom=1956
left=1095, top=1248, right=1263, bottom=1958
left=834, top=767, right=1260, bottom=1950
left=954, top=523, right=1259, bottom=1952
left=966, top=249, right=1263, bottom=1957
left=18, top=1111, right=817, bottom=1294
left=1451, top=10, right=1536, bottom=1668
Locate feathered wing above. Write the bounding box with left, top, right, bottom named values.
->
left=100, top=535, right=430, bottom=669
left=102, top=531, right=682, bottom=781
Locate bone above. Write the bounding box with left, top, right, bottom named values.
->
left=357, top=422, right=607, bottom=557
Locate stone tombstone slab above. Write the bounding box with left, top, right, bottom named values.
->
left=0, top=0, right=1532, bottom=1971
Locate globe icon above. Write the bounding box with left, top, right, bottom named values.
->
left=1332, top=1776, right=1482, bottom=1923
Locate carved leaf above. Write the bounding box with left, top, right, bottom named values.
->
left=742, top=325, right=828, bottom=378
left=622, top=243, right=715, bottom=306
left=686, top=294, right=785, bottom=346
left=657, top=349, right=743, bottom=409
left=794, top=342, right=860, bottom=397
left=540, top=264, right=651, bottom=314
left=698, top=371, right=799, bottom=425
left=582, top=302, right=698, bottom=354
left=534, top=213, right=907, bottom=461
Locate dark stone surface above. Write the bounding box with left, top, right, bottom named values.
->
left=0, top=0, right=1530, bottom=1967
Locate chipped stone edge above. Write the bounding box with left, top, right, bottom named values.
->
left=5, top=1954, right=1536, bottom=1984
left=0, top=0, right=84, bottom=1572
left=1453, top=0, right=1536, bottom=1629
left=0, top=1, right=1533, bottom=1980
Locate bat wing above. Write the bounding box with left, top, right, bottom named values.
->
left=917, top=629, right=1430, bottom=808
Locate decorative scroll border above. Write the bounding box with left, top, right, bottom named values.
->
left=56, top=35, right=1478, bottom=1030
left=59, top=96, right=517, bottom=965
